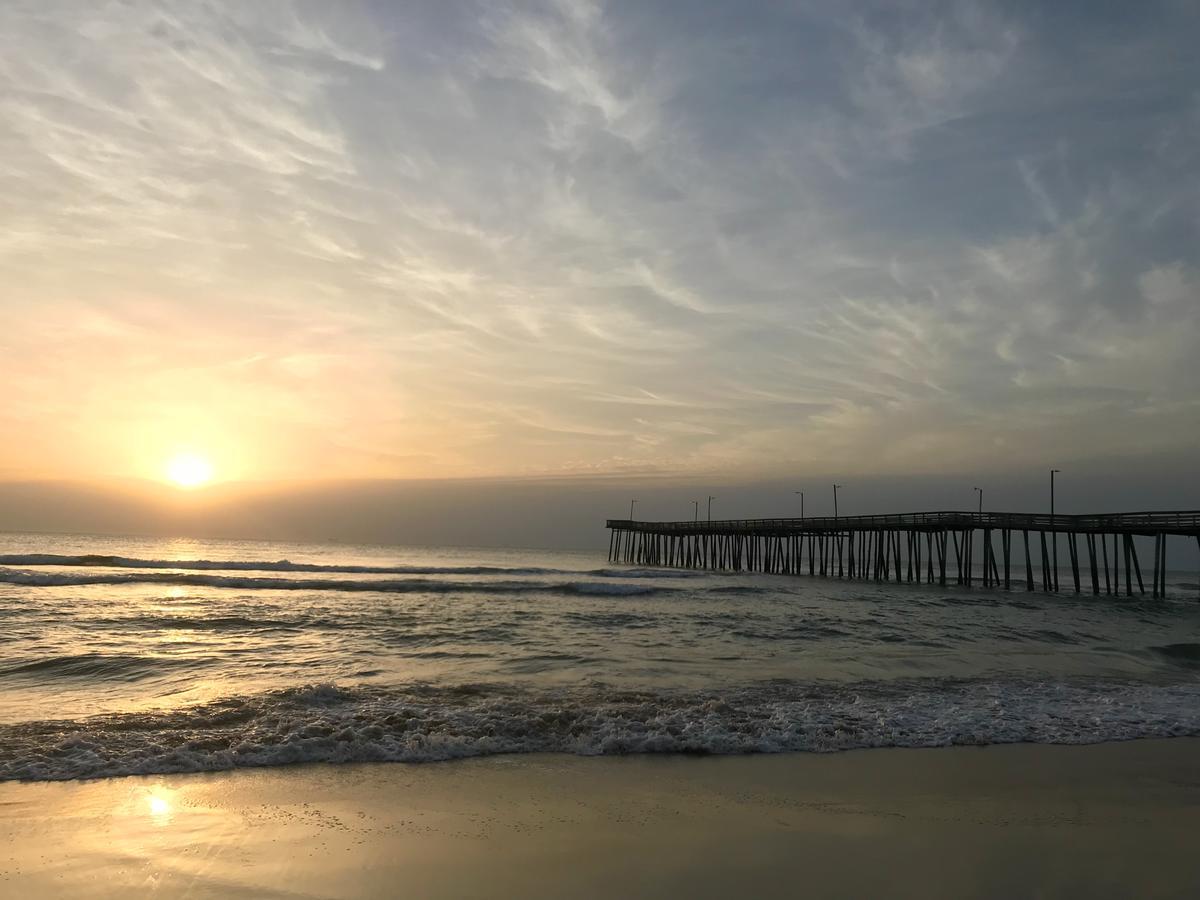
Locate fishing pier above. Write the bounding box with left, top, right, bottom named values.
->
left=606, top=511, right=1200, bottom=597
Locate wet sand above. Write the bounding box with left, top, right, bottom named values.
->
left=2, top=739, right=1199, bottom=899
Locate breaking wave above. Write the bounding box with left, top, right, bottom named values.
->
left=0, top=554, right=721, bottom=588
left=0, top=553, right=560, bottom=577
left=1152, top=643, right=1200, bottom=667
left=0, top=567, right=673, bottom=597
left=4, top=677, right=1199, bottom=781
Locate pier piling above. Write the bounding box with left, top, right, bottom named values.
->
left=605, top=511, right=1200, bottom=597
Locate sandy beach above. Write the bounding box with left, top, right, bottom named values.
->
left=3, top=738, right=1199, bottom=899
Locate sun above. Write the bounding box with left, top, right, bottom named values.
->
left=166, top=453, right=214, bottom=489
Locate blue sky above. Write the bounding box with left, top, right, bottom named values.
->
left=2, top=0, right=1197, bottom=487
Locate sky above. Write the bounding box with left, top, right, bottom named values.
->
left=1, top=1, right=1198, bottom=544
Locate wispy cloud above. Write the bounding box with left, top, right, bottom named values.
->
left=1, top=0, right=1197, bottom=482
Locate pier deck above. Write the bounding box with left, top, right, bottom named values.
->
left=606, top=510, right=1200, bottom=596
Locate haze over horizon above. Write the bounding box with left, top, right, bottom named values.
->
left=3, top=1, right=1198, bottom=545
left=3, top=456, right=1198, bottom=554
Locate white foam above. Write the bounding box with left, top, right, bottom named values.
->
left=0, top=567, right=674, bottom=597
left=4, top=678, right=1199, bottom=781
left=0, top=553, right=559, bottom=576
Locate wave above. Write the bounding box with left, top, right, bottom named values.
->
left=95, top=613, right=314, bottom=633
left=0, top=554, right=719, bottom=584
left=1151, top=643, right=1200, bottom=667
left=586, top=568, right=707, bottom=579
left=3, top=677, right=1199, bottom=781
left=0, top=652, right=202, bottom=682
left=0, top=553, right=562, bottom=577
left=0, top=567, right=672, bottom=597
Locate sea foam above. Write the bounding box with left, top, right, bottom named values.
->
left=0, top=567, right=671, bottom=596
left=4, top=678, right=1199, bottom=781
left=0, top=553, right=560, bottom=576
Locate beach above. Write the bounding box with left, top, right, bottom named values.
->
left=4, top=536, right=1200, bottom=897
left=3, top=739, right=1199, bottom=898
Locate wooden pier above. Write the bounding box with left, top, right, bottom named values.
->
left=606, top=511, right=1200, bottom=597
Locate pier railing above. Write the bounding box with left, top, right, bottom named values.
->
left=606, top=510, right=1200, bottom=536
left=605, top=510, right=1200, bottom=597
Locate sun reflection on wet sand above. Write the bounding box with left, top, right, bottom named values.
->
left=4, top=747, right=1200, bottom=897
left=148, top=794, right=171, bottom=818
left=142, top=787, right=177, bottom=826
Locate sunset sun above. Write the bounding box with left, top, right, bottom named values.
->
left=166, top=453, right=214, bottom=489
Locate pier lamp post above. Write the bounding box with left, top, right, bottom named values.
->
left=794, top=491, right=805, bottom=520
left=974, top=487, right=982, bottom=515
left=630, top=499, right=638, bottom=520
left=707, top=495, right=715, bottom=523
left=833, top=484, right=842, bottom=519
left=1050, top=469, right=1060, bottom=591
left=693, top=500, right=699, bottom=523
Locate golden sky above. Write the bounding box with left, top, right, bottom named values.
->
left=3, top=2, right=1198, bottom=489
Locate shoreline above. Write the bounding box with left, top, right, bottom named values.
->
left=3, top=738, right=1199, bottom=898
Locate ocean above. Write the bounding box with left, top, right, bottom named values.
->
left=1, top=531, right=1199, bottom=781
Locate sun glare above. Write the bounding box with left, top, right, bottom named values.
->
left=166, top=453, right=214, bottom=489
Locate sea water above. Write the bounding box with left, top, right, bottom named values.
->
left=1, top=531, right=1198, bottom=780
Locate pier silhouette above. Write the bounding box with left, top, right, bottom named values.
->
left=607, top=511, right=1200, bottom=597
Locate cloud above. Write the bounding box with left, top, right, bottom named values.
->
left=1, top=0, right=1198, bottom=484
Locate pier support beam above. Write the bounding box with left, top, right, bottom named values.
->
left=604, top=511, right=1199, bottom=599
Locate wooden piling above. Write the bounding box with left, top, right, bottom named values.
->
left=1002, top=530, right=1011, bottom=590
left=605, top=511, right=1199, bottom=600
left=1068, top=532, right=1081, bottom=593
left=1101, top=534, right=1110, bottom=595
left=1040, top=531, right=1051, bottom=591
left=1023, top=530, right=1034, bottom=591
left=1086, top=533, right=1099, bottom=595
